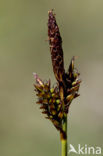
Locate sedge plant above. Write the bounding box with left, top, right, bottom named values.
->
left=33, top=10, right=81, bottom=156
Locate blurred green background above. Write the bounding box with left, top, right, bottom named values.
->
left=0, top=0, right=103, bottom=156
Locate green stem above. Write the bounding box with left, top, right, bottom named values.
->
left=59, top=83, right=67, bottom=156
left=61, top=115, right=67, bottom=156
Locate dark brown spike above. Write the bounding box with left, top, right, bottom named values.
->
left=48, top=10, right=65, bottom=82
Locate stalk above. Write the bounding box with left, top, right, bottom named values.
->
left=61, top=115, right=67, bottom=156
left=34, top=9, right=81, bottom=156
left=59, top=84, right=67, bottom=156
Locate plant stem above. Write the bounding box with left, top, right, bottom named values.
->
left=59, top=82, right=67, bottom=156
left=61, top=115, right=67, bottom=156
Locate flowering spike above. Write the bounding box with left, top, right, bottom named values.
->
left=64, top=57, right=81, bottom=113
left=34, top=74, right=64, bottom=131
left=48, top=10, right=65, bottom=82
